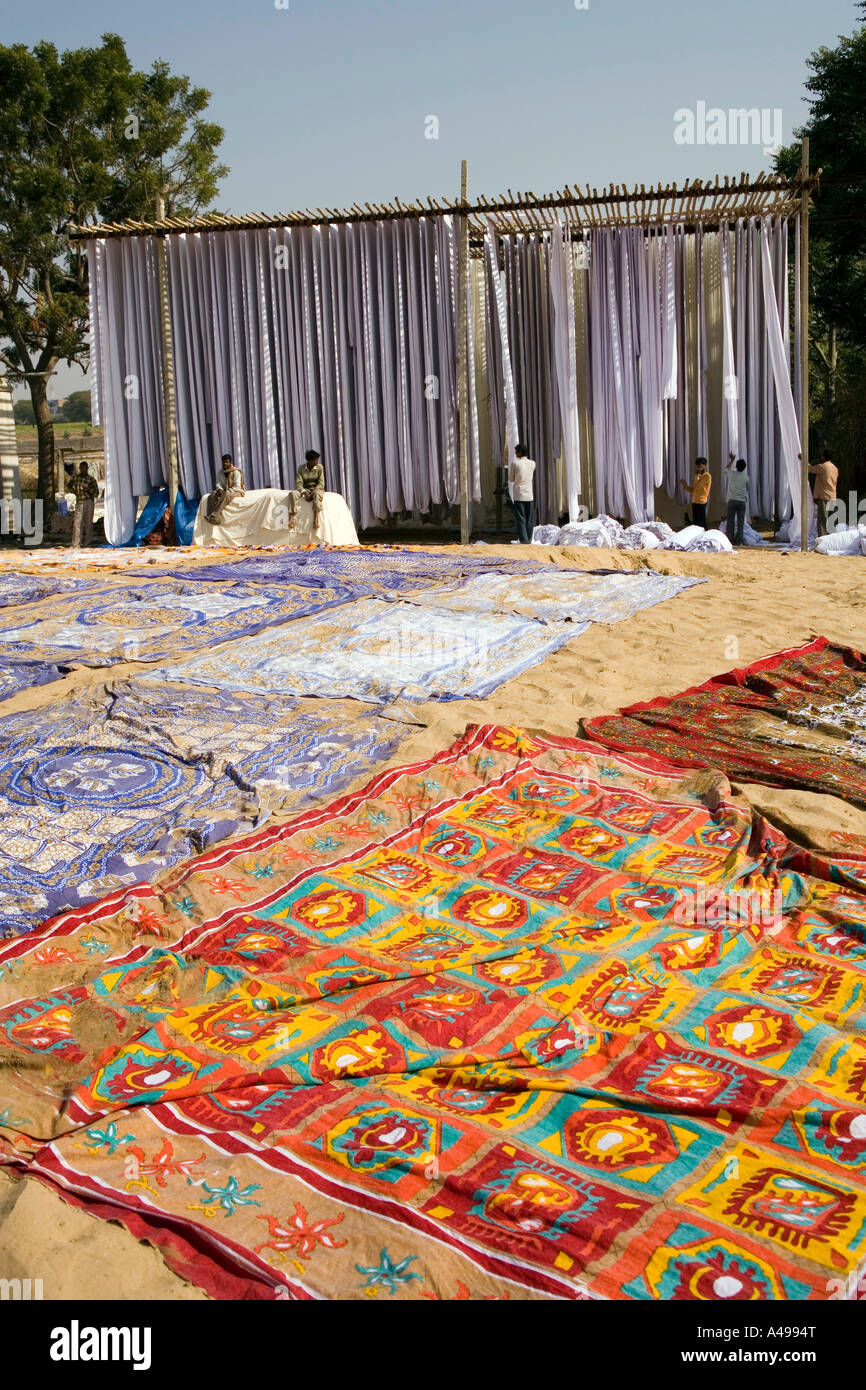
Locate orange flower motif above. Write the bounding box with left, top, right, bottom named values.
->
left=256, top=1205, right=346, bottom=1259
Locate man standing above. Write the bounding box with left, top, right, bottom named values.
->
left=680, top=457, right=711, bottom=528
left=69, top=460, right=99, bottom=548
left=808, top=450, right=839, bottom=537
left=725, top=453, right=750, bottom=546
left=508, top=443, right=536, bottom=544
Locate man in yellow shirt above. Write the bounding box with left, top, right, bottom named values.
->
left=680, top=457, right=711, bottom=528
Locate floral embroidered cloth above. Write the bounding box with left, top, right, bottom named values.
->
left=141, top=598, right=584, bottom=704
left=584, top=638, right=866, bottom=808
left=0, top=575, right=356, bottom=698
left=0, top=681, right=408, bottom=937
left=1, top=725, right=864, bottom=1300
left=399, top=569, right=703, bottom=625
left=160, top=546, right=549, bottom=595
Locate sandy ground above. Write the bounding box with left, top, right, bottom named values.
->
left=2, top=542, right=865, bottom=1299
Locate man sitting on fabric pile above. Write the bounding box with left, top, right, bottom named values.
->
left=205, top=454, right=246, bottom=524
left=290, top=449, right=326, bottom=529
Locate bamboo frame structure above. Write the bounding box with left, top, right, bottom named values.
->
left=73, top=162, right=819, bottom=540
left=69, top=171, right=816, bottom=244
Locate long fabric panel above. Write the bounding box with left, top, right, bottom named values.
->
left=584, top=637, right=866, bottom=808
left=89, top=217, right=482, bottom=542
left=89, top=215, right=798, bottom=540
left=2, top=725, right=865, bottom=1300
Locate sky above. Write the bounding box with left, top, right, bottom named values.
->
left=2, top=0, right=860, bottom=398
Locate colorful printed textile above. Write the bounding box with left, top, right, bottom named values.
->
left=143, top=598, right=581, bottom=704
left=1, top=725, right=865, bottom=1300
left=585, top=638, right=866, bottom=809
left=400, top=570, right=703, bottom=625
left=0, top=681, right=408, bottom=937
left=0, top=575, right=355, bottom=688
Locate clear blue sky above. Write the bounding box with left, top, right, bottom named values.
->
left=3, top=0, right=860, bottom=396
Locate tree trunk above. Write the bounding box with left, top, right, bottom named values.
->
left=30, top=375, right=56, bottom=511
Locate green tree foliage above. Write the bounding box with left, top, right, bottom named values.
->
left=775, top=6, right=866, bottom=488
left=12, top=399, right=35, bottom=425
left=0, top=34, right=227, bottom=504
left=58, top=389, right=92, bottom=423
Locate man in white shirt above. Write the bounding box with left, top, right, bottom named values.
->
left=508, top=443, right=536, bottom=544
left=725, top=452, right=749, bottom=545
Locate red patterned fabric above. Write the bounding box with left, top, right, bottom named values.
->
left=585, top=638, right=866, bottom=808
left=1, top=725, right=865, bottom=1301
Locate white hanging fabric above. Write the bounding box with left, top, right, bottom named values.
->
left=719, top=221, right=740, bottom=471
left=89, top=208, right=798, bottom=541
left=760, top=217, right=805, bottom=542
left=547, top=215, right=582, bottom=518
left=87, top=237, right=166, bottom=544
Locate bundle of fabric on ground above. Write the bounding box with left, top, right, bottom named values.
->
left=193, top=490, right=359, bottom=549
left=814, top=525, right=866, bottom=557
left=533, top=517, right=733, bottom=553
left=2, top=724, right=864, bottom=1300
left=718, top=518, right=771, bottom=547
left=0, top=680, right=410, bottom=937
left=584, top=637, right=866, bottom=809
left=0, top=574, right=356, bottom=701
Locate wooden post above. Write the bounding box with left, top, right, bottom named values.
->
left=457, top=159, right=470, bottom=545
left=155, top=194, right=180, bottom=509
left=799, top=138, right=810, bottom=552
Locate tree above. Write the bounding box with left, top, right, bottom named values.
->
left=12, top=399, right=35, bottom=425
left=0, top=35, right=227, bottom=505
left=58, top=389, right=91, bottom=423
left=774, top=6, right=866, bottom=488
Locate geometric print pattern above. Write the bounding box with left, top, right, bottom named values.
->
left=1, top=725, right=864, bottom=1300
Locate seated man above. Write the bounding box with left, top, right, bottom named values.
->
left=205, top=453, right=245, bottom=524
left=291, top=449, right=326, bottom=529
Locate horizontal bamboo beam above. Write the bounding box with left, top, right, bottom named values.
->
left=68, top=171, right=819, bottom=241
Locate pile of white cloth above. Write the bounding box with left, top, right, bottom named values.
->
left=193, top=489, right=359, bottom=549
left=814, top=524, right=866, bottom=556
left=532, top=515, right=733, bottom=553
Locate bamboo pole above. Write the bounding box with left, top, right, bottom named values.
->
left=458, top=159, right=470, bottom=545
left=799, top=138, right=810, bottom=553
left=155, top=193, right=180, bottom=510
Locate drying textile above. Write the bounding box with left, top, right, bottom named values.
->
left=193, top=490, right=360, bottom=550
left=164, top=547, right=548, bottom=596
left=1, top=724, right=865, bottom=1300
left=142, top=598, right=580, bottom=705
left=0, top=680, right=409, bottom=938
left=585, top=638, right=866, bottom=808
left=399, top=569, right=703, bottom=625
left=0, top=574, right=355, bottom=686
left=0, top=573, right=100, bottom=608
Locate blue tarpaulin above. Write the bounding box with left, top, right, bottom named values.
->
left=112, top=489, right=200, bottom=547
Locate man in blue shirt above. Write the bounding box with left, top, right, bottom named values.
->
left=725, top=453, right=749, bottom=546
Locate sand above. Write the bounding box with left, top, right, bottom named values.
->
left=2, top=542, right=864, bottom=1298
